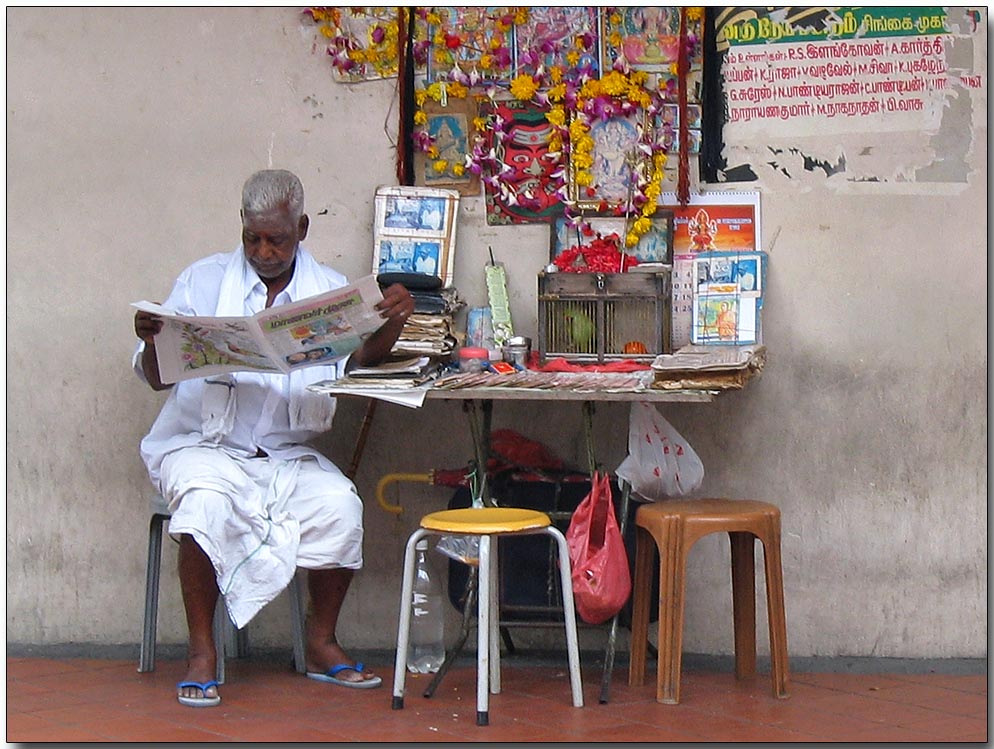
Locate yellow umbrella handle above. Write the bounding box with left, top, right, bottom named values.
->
left=376, top=472, right=434, bottom=515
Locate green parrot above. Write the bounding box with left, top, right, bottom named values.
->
left=563, top=306, right=595, bottom=352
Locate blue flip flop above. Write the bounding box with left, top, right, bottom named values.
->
left=306, top=663, right=382, bottom=689
left=177, top=679, right=221, bottom=707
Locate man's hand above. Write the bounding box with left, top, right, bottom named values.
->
left=350, top=283, right=415, bottom=369
left=134, top=309, right=170, bottom=390
left=375, top=283, right=415, bottom=325
left=134, top=309, right=164, bottom=343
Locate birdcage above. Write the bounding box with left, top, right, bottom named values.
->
left=537, top=270, right=672, bottom=364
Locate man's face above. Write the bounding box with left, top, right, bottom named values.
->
left=241, top=203, right=308, bottom=280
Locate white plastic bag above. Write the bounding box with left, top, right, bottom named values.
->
left=436, top=535, right=480, bottom=564
left=615, top=402, right=704, bottom=500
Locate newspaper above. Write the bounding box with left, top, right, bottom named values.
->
left=651, top=344, right=766, bottom=373
left=132, top=275, right=385, bottom=384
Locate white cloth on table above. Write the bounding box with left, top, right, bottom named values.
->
left=134, top=245, right=364, bottom=627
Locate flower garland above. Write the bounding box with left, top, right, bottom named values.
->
left=425, top=7, right=526, bottom=85
left=483, top=64, right=670, bottom=249
left=306, top=7, right=430, bottom=81
left=413, top=80, right=473, bottom=180
left=461, top=8, right=701, bottom=249
left=309, top=7, right=705, bottom=255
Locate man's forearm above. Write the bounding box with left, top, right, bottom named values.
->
left=350, top=318, right=405, bottom=369
left=141, top=343, right=171, bottom=391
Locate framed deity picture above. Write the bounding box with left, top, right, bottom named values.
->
left=550, top=210, right=674, bottom=266
left=512, top=6, right=601, bottom=78
left=600, top=6, right=681, bottom=74
left=414, top=97, right=480, bottom=197
left=691, top=292, right=760, bottom=345
left=426, top=6, right=515, bottom=85
left=315, top=7, right=416, bottom=83
left=482, top=98, right=561, bottom=225
left=568, top=109, right=651, bottom=211
left=372, top=185, right=459, bottom=287
left=659, top=190, right=761, bottom=255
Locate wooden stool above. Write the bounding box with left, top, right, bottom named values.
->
left=628, top=499, right=789, bottom=704
left=392, top=507, right=583, bottom=725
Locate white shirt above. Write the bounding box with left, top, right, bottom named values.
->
left=134, top=247, right=350, bottom=485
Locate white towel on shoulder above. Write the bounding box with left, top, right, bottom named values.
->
left=208, top=247, right=342, bottom=438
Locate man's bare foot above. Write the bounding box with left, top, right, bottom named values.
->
left=177, top=650, right=219, bottom=702
left=305, top=640, right=378, bottom=684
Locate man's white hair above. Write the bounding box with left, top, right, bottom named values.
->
left=241, top=169, right=304, bottom=220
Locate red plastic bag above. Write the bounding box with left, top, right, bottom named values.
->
left=564, top=471, right=632, bottom=624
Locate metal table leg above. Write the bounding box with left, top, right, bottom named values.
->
left=582, top=400, right=635, bottom=704
left=599, top=479, right=632, bottom=704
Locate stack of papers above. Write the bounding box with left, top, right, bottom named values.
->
left=650, top=344, right=767, bottom=390
left=337, top=356, right=440, bottom=387
left=349, top=356, right=432, bottom=378
left=651, top=344, right=765, bottom=372
left=392, top=314, right=458, bottom=356
left=307, top=355, right=440, bottom=407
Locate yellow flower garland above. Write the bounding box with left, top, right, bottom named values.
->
left=404, top=6, right=704, bottom=247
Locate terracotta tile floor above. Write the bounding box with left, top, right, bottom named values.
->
left=6, top=653, right=987, bottom=742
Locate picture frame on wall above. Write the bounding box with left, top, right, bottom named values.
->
left=692, top=251, right=765, bottom=296
left=659, top=190, right=762, bottom=255
left=550, top=210, right=674, bottom=266
left=512, top=6, right=601, bottom=78
left=425, top=6, right=515, bottom=85
left=691, top=292, right=760, bottom=345
left=568, top=108, right=650, bottom=211
left=482, top=97, right=561, bottom=225
left=414, top=97, right=481, bottom=197
left=599, top=6, right=681, bottom=74
left=372, top=185, right=459, bottom=287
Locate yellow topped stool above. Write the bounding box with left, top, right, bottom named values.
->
left=392, top=507, right=584, bottom=725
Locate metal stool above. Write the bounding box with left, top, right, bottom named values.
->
left=392, top=507, right=584, bottom=725
left=138, top=492, right=307, bottom=683
left=628, top=498, right=789, bottom=704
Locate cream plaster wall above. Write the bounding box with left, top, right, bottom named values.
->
left=6, top=7, right=987, bottom=660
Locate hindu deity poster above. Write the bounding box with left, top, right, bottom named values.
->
left=512, top=7, right=600, bottom=78
left=483, top=99, right=561, bottom=225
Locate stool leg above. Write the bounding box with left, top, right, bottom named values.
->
left=547, top=526, right=583, bottom=707
left=288, top=570, right=307, bottom=674
left=761, top=519, right=790, bottom=699
left=213, top=602, right=227, bottom=685
left=476, top=535, right=492, bottom=725
left=657, top=517, right=686, bottom=704
left=729, top=531, right=757, bottom=681
left=488, top=536, right=501, bottom=695
left=393, top=529, right=428, bottom=710
left=139, top=514, right=166, bottom=673
left=233, top=623, right=250, bottom=658
left=627, top=526, right=653, bottom=688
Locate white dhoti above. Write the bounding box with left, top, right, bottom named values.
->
left=160, top=445, right=363, bottom=629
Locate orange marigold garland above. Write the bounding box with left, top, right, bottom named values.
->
left=306, top=7, right=706, bottom=256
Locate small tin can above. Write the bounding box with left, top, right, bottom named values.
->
left=502, top=336, right=531, bottom=368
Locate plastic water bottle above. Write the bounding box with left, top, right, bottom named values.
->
left=407, top=539, right=445, bottom=674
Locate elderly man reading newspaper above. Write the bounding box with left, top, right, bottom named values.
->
left=133, top=169, right=413, bottom=707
